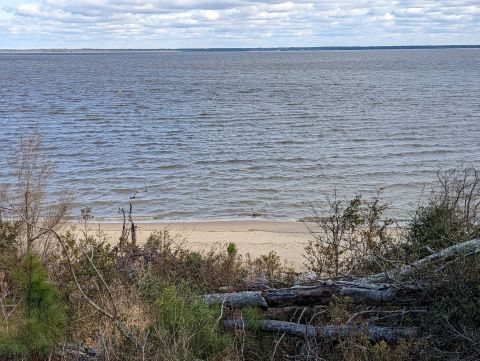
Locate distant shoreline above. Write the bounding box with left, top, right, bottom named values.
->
left=1, top=45, right=480, bottom=53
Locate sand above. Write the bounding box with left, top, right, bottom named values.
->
left=68, top=220, right=316, bottom=270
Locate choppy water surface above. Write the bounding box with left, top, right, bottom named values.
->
left=1, top=49, right=479, bottom=221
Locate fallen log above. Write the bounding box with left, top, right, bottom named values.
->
left=204, top=280, right=424, bottom=309
left=362, top=237, right=480, bottom=284
left=205, top=238, right=480, bottom=309
left=223, top=319, right=420, bottom=343
left=55, top=343, right=98, bottom=360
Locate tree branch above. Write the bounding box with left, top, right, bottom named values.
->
left=223, top=319, right=420, bottom=343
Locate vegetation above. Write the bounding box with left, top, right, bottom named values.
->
left=407, top=166, right=480, bottom=256
left=0, top=253, right=67, bottom=358
left=303, top=191, right=398, bottom=277
left=0, top=134, right=479, bottom=360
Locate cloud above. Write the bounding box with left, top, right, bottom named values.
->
left=0, top=0, right=479, bottom=48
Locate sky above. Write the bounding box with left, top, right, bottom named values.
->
left=0, top=0, right=479, bottom=49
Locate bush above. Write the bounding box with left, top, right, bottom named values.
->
left=150, top=284, right=234, bottom=360
left=145, top=231, right=246, bottom=292
left=0, top=253, right=67, bottom=359
left=407, top=166, right=480, bottom=256
left=0, top=222, right=20, bottom=256
left=304, top=192, right=398, bottom=277
left=245, top=251, right=295, bottom=288
left=399, top=166, right=480, bottom=359
left=419, top=254, right=480, bottom=360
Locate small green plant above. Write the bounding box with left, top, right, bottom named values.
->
left=145, top=230, right=175, bottom=253
left=242, top=307, right=262, bottom=332
left=0, top=253, right=67, bottom=358
left=227, top=242, right=238, bottom=257
left=254, top=251, right=282, bottom=281
left=327, top=296, right=351, bottom=324
left=151, top=284, right=233, bottom=360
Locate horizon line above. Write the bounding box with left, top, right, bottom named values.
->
left=1, top=44, right=480, bottom=52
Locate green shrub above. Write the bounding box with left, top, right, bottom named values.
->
left=419, top=254, right=480, bottom=360
left=0, top=253, right=67, bottom=359
left=151, top=284, right=233, bottom=360
left=242, top=307, right=262, bottom=332
left=304, top=192, right=397, bottom=277
left=0, top=221, right=20, bottom=255
left=0, top=221, right=20, bottom=280
left=407, top=203, right=470, bottom=256
left=137, top=271, right=170, bottom=303
left=64, top=230, right=119, bottom=285
left=145, top=234, right=246, bottom=292
left=407, top=166, right=480, bottom=256
left=227, top=242, right=238, bottom=257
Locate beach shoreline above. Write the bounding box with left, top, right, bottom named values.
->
left=68, top=220, right=315, bottom=270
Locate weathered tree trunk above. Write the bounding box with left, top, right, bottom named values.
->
left=223, top=319, right=420, bottom=343
left=205, top=290, right=269, bottom=308
left=205, top=238, right=480, bottom=309
left=362, top=237, right=480, bottom=284
left=204, top=280, right=424, bottom=309
left=55, top=343, right=98, bottom=360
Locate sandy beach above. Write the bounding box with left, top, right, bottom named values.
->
left=69, top=220, right=315, bottom=270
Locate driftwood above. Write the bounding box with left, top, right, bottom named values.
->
left=204, top=281, right=424, bottom=309
left=223, top=319, right=419, bottom=343
left=362, top=237, right=480, bottom=283
left=205, top=238, right=480, bottom=309
left=55, top=343, right=98, bottom=360
left=206, top=239, right=479, bottom=354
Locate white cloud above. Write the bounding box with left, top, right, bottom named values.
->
left=16, top=3, right=41, bottom=16
left=0, top=0, right=479, bottom=48
left=199, top=9, right=220, bottom=21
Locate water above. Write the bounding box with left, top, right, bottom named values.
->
left=1, top=49, right=479, bottom=221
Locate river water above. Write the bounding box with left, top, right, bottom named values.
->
left=1, top=49, right=479, bottom=221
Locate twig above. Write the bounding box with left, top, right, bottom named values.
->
left=214, top=299, right=226, bottom=332
left=346, top=309, right=428, bottom=324
left=141, top=329, right=150, bottom=361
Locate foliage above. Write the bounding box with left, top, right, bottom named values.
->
left=0, top=222, right=20, bottom=271
left=406, top=166, right=480, bottom=257
left=419, top=254, right=480, bottom=360
left=151, top=284, right=233, bottom=360
left=227, top=242, right=238, bottom=256
left=327, top=296, right=351, bottom=324
left=323, top=336, right=414, bottom=361
left=145, top=231, right=246, bottom=292
left=247, top=251, right=281, bottom=283
left=242, top=307, right=263, bottom=332
left=242, top=250, right=295, bottom=289
left=303, top=191, right=398, bottom=277
left=0, top=253, right=67, bottom=359
left=137, top=271, right=170, bottom=304
left=0, top=221, right=20, bottom=251
left=63, top=228, right=119, bottom=286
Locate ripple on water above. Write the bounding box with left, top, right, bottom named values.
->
left=0, top=49, right=479, bottom=220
